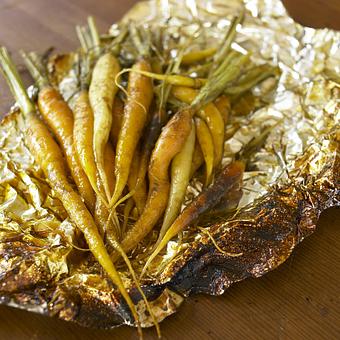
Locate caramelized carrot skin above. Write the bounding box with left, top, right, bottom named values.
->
left=142, top=161, right=245, bottom=274
left=164, top=161, right=245, bottom=238
left=142, top=161, right=245, bottom=272
left=38, top=86, right=95, bottom=211
left=115, top=108, right=193, bottom=257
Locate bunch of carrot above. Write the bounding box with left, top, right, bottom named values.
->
left=0, top=14, right=279, bottom=337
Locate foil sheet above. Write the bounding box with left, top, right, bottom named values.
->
left=0, top=0, right=339, bottom=330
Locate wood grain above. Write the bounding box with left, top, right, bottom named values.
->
left=0, top=1, right=339, bottom=339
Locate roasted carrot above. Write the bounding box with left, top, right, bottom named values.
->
left=74, top=20, right=119, bottom=208
left=157, top=121, right=196, bottom=242
left=195, top=117, right=215, bottom=186
left=90, top=52, right=120, bottom=201
left=0, top=47, right=142, bottom=336
left=113, top=108, right=193, bottom=258
left=110, top=59, right=153, bottom=209
left=142, top=161, right=245, bottom=275
left=21, top=52, right=96, bottom=212
left=111, top=18, right=247, bottom=263
left=73, top=89, right=104, bottom=199
left=172, top=86, right=225, bottom=168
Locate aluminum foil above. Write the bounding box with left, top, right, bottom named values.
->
left=0, top=0, right=339, bottom=330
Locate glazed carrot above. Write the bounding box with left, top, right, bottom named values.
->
left=195, top=117, right=215, bottom=186
left=172, top=86, right=225, bottom=168
left=157, top=121, right=196, bottom=242
left=39, top=87, right=96, bottom=211
left=73, top=89, right=104, bottom=200
left=181, top=47, right=217, bottom=65
left=21, top=52, right=96, bottom=212
left=110, top=96, right=124, bottom=149
left=110, top=59, right=153, bottom=208
left=133, top=54, right=184, bottom=203
left=142, top=161, right=245, bottom=275
left=214, top=95, right=230, bottom=124
left=111, top=17, right=247, bottom=262
left=90, top=52, right=120, bottom=201
left=113, top=108, right=193, bottom=258
left=0, top=47, right=142, bottom=336
left=74, top=21, right=117, bottom=204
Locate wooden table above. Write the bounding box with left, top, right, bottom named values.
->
left=0, top=1, right=339, bottom=339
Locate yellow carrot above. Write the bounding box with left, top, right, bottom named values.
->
left=172, top=86, right=225, bottom=167
left=112, top=108, right=194, bottom=259
left=110, top=59, right=153, bottom=209
left=157, top=121, right=196, bottom=242
left=90, top=52, right=120, bottom=201
left=0, top=47, right=142, bottom=336
left=142, top=161, right=245, bottom=276
left=21, top=51, right=96, bottom=212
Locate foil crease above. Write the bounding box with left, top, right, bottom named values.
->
left=0, top=0, right=339, bottom=330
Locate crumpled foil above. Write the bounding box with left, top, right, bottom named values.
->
left=0, top=0, right=339, bottom=330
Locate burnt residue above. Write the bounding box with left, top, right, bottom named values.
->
left=0, top=0, right=339, bottom=331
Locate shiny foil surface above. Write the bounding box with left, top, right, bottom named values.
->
left=0, top=0, right=339, bottom=329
